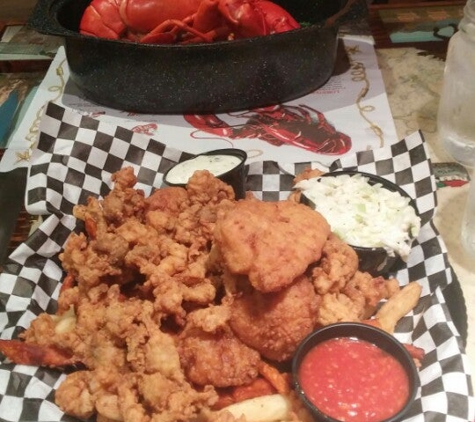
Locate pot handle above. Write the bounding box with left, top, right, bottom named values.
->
left=324, top=0, right=369, bottom=28
left=27, top=0, right=74, bottom=37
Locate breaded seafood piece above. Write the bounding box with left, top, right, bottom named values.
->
left=102, top=166, right=147, bottom=225
left=145, top=186, right=189, bottom=216
left=311, top=233, right=359, bottom=295
left=214, top=200, right=330, bottom=293
left=186, top=170, right=235, bottom=205
left=229, top=275, right=320, bottom=362
left=293, top=167, right=324, bottom=185
left=178, top=328, right=261, bottom=388
left=316, top=273, right=397, bottom=326
left=178, top=306, right=261, bottom=388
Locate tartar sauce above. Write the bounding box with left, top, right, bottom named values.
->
left=166, top=154, right=242, bottom=184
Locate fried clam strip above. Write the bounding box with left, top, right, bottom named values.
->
left=52, top=295, right=218, bottom=422
left=60, top=168, right=235, bottom=323
left=1, top=285, right=218, bottom=421
left=309, top=234, right=401, bottom=326
left=0, top=168, right=237, bottom=421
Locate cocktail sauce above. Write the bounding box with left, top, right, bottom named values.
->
left=298, top=337, right=410, bottom=422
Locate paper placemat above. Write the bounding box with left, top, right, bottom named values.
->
left=0, top=102, right=473, bottom=421
left=0, top=37, right=398, bottom=172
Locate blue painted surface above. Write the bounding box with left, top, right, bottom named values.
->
left=389, top=20, right=458, bottom=43
left=0, top=88, right=20, bottom=148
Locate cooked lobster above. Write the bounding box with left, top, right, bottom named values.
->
left=79, top=0, right=300, bottom=44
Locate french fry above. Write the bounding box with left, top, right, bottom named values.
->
left=374, top=281, right=422, bottom=333
left=231, top=378, right=276, bottom=405
left=258, top=361, right=290, bottom=395
left=218, top=394, right=291, bottom=422
left=214, top=378, right=277, bottom=411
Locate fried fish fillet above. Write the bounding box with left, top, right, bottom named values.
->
left=214, top=200, right=330, bottom=293
left=229, top=275, right=320, bottom=361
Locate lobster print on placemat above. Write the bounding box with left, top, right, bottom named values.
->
left=184, top=105, right=352, bottom=155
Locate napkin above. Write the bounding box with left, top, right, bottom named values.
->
left=0, top=102, right=473, bottom=422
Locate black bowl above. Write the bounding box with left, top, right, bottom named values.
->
left=292, top=322, right=419, bottom=422
left=164, top=148, right=248, bottom=199
left=28, top=0, right=367, bottom=113
left=299, top=171, right=420, bottom=277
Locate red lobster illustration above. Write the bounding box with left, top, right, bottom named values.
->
left=184, top=104, right=352, bottom=155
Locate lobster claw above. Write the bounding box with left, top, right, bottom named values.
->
left=218, top=0, right=298, bottom=38
left=193, top=0, right=224, bottom=33
left=218, top=0, right=268, bottom=37
left=252, top=0, right=300, bottom=34
left=80, top=0, right=127, bottom=39
left=185, top=113, right=239, bottom=138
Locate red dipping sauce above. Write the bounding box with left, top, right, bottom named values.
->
left=298, top=337, right=410, bottom=422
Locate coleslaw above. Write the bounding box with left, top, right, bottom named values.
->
left=295, top=173, right=421, bottom=260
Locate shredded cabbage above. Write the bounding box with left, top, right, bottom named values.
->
left=295, top=174, right=421, bottom=260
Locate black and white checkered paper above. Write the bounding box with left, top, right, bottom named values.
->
left=0, top=102, right=474, bottom=422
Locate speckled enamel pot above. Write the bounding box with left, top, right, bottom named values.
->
left=28, top=0, right=367, bottom=114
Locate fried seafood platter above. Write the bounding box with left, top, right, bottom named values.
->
left=0, top=167, right=424, bottom=422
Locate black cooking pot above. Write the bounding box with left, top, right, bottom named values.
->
left=28, top=0, right=368, bottom=114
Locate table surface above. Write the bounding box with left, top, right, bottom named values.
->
left=367, top=2, right=474, bottom=384
left=0, top=0, right=474, bottom=390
